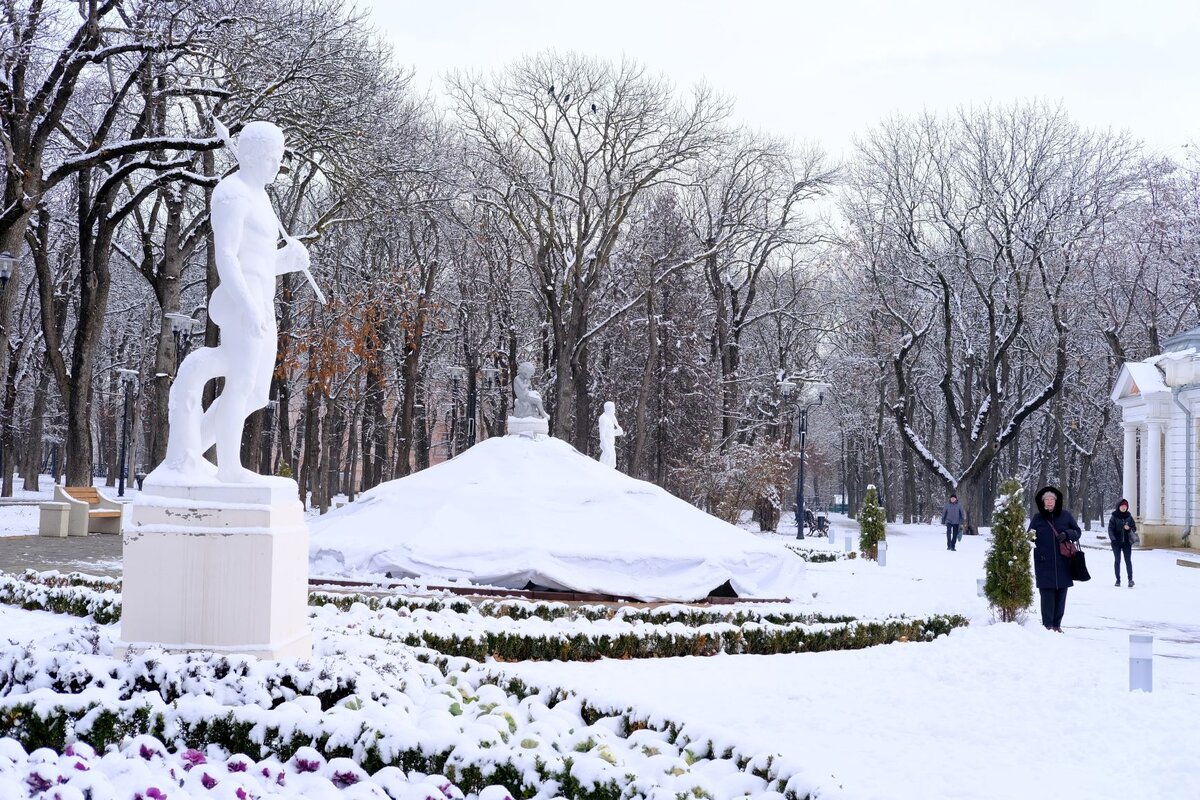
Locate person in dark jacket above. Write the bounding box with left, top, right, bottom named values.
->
left=1028, top=485, right=1082, bottom=632
left=1107, top=499, right=1138, bottom=587
left=941, top=493, right=965, bottom=551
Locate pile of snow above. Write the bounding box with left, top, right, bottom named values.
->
left=310, top=435, right=804, bottom=601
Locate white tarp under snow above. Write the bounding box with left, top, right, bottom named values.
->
left=309, top=435, right=805, bottom=601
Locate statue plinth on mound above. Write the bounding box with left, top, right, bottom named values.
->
left=118, top=119, right=317, bottom=660
left=118, top=473, right=312, bottom=660
left=507, top=415, right=549, bottom=436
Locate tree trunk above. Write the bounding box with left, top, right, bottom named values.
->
left=66, top=167, right=118, bottom=486
left=22, top=358, right=51, bottom=492
left=0, top=345, right=17, bottom=496
left=395, top=348, right=421, bottom=477
left=631, top=290, right=658, bottom=479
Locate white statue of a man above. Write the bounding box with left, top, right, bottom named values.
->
left=598, top=400, right=624, bottom=468
left=159, top=120, right=312, bottom=483
left=513, top=361, right=549, bottom=419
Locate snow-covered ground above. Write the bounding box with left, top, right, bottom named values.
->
left=501, top=517, right=1200, bottom=800
left=2, top=500, right=1198, bottom=799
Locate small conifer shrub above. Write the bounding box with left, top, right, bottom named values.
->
left=858, top=484, right=886, bottom=561
left=984, top=478, right=1034, bottom=622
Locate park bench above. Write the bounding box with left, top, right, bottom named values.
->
left=48, top=485, right=123, bottom=536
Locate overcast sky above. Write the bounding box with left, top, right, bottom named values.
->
left=365, top=0, right=1198, bottom=161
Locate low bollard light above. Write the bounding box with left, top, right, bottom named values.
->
left=844, top=533, right=853, bottom=552
left=977, top=578, right=986, bottom=597
left=1129, top=634, right=1153, bottom=693
left=878, top=540, right=887, bottom=566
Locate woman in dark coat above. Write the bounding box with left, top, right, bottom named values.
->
left=1107, top=499, right=1138, bottom=587
left=1029, top=485, right=1082, bottom=632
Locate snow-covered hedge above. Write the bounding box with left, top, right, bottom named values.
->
left=1, top=572, right=966, bottom=663
left=0, top=571, right=121, bottom=624
left=0, top=736, right=489, bottom=800
left=0, top=622, right=803, bottom=799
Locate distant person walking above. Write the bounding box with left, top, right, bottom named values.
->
left=1107, top=499, right=1138, bottom=587
left=1029, top=485, right=1082, bottom=632
left=941, top=493, right=965, bottom=551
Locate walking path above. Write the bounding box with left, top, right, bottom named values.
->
left=0, top=533, right=122, bottom=577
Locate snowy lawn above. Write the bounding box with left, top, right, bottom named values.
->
left=498, top=516, right=1200, bottom=800
left=1, top=509, right=1197, bottom=799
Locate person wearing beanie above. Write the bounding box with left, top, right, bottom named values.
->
left=941, top=493, right=965, bottom=551
left=1107, top=499, right=1139, bottom=587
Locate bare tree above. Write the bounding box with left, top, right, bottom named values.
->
left=449, top=52, right=730, bottom=448
left=842, top=103, right=1139, bottom=529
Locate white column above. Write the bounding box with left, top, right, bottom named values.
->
left=1145, top=421, right=1163, bottom=524
left=1122, top=424, right=1138, bottom=515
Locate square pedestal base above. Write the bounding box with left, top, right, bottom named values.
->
left=507, top=416, right=549, bottom=436
left=117, top=476, right=312, bottom=660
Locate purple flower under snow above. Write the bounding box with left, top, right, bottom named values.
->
left=294, top=758, right=321, bottom=773
left=27, top=772, right=54, bottom=793
left=201, top=772, right=218, bottom=789
left=181, top=749, right=207, bottom=770
left=332, top=770, right=360, bottom=787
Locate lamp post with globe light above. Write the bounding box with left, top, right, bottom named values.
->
left=164, top=311, right=198, bottom=369
left=780, top=379, right=827, bottom=540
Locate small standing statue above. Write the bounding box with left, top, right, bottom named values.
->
left=597, top=401, right=624, bottom=468
left=508, top=361, right=550, bottom=436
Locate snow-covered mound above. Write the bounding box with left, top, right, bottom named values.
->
left=309, top=435, right=804, bottom=601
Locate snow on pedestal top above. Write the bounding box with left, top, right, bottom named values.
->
left=309, top=435, right=805, bottom=601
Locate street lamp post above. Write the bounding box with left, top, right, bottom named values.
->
left=0, top=250, right=15, bottom=288
left=446, top=365, right=466, bottom=456
left=780, top=379, right=824, bottom=540
left=116, top=369, right=138, bottom=497
left=0, top=252, right=12, bottom=492
left=464, top=362, right=478, bottom=447
left=261, top=398, right=279, bottom=475
left=164, top=311, right=198, bottom=369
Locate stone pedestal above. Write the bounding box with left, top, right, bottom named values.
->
left=507, top=415, right=549, bottom=436
left=117, top=474, right=312, bottom=660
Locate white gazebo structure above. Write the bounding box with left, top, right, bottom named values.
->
left=1111, top=328, right=1200, bottom=550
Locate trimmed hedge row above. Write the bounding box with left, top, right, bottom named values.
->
left=310, top=591, right=857, bottom=628
left=0, top=572, right=121, bottom=624
left=378, top=614, right=967, bottom=662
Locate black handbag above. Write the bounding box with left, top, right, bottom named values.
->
left=1069, top=549, right=1091, bottom=581
left=1051, top=521, right=1090, bottom=582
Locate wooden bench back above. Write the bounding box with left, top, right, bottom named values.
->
left=64, top=486, right=102, bottom=506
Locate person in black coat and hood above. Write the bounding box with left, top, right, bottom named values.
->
left=1107, top=499, right=1138, bottom=587
left=1029, top=485, right=1082, bottom=632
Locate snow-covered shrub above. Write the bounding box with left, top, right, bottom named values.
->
left=0, top=572, right=121, bottom=624
left=857, top=485, right=886, bottom=561
left=984, top=478, right=1033, bottom=623
left=671, top=440, right=793, bottom=528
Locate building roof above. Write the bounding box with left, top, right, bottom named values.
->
left=1110, top=360, right=1168, bottom=402
left=1163, top=326, right=1200, bottom=353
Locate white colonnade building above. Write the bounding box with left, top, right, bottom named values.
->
left=1111, top=328, right=1200, bottom=549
